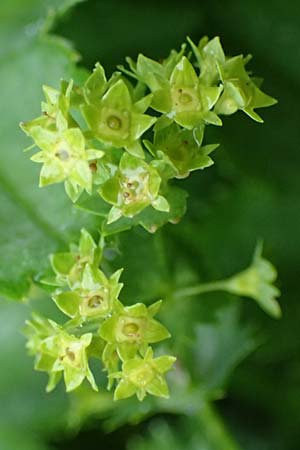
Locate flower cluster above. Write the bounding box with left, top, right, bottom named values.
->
left=21, top=37, right=278, bottom=402
left=21, top=36, right=276, bottom=230
left=25, top=230, right=175, bottom=399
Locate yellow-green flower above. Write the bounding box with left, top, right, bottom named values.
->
left=188, top=36, right=277, bottom=122
left=25, top=315, right=97, bottom=392
left=82, top=64, right=156, bottom=158
left=112, top=347, right=176, bottom=401
left=52, top=265, right=123, bottom=320
left=22, top=125, right=104, bottom=201
left=99, top=152, right=169, bottom=224
left=99, top=300, right=170, bottom=360
left=132, top=54, right=222, bottom=129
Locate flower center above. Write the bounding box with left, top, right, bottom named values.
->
left=87, top=295, right=104, bottom=309
left=107, top=115, right=122, bottom=130
left=122, top=322, right=140, bottom=336
left=55, top=148, right=70, bottom=161
left=179, top=92, right=193, bottom=104
left=65, top=347, right=75, bottom=362
left=130, top=364, right=154, bottom=386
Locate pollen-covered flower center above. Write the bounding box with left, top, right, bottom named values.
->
left=107, top=115, right=122, bottom=130
left=122, top=322, right=140, bottom=336
left=122, top=181, right=139, bottom=203
left=120, top=176, right=149, bottom=205
left=80, top=288, right=110, bottom=317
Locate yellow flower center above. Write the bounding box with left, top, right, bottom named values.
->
left=107, top=115, right=122, bottom=130
left=179, top=92, right=193, bottom=104
left=122, top=322, right=140, bottom=336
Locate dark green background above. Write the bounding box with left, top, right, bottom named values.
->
left=0, top=1, right=299, bottom=449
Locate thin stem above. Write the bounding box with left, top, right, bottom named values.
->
left=197, top=402, right=242, bottom=450
left=64, top=319, right=101, bottom=335
left=174, top=280, right=228, bottom=299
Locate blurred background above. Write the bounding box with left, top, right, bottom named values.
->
left=0, top=0, right=300, bottom=449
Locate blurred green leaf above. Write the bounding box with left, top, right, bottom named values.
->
left=0, top=1, right=98, bottom=300
left=0, top=299, right=69, bottom=450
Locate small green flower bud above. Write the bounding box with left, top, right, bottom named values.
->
left=224, top=243, right=281, bottom=318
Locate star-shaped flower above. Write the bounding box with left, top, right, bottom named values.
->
left=99, top=152, right=169, bottom=224
left=25, top=315, right=97, bottom=392
left=188, top=36, right=277, bottom=122
left=145, top=123, right=218, bottom=179
left=22, top=125, right=104, bottom=201
left=99, top=299, right=170, bottom=360
left=81, top=64, right=156, bottom=158
left=52, top=264, right=123, bottom=321
left=132, top=54, right=222, bottom=129
left=111, top=347, right=176, bottom=401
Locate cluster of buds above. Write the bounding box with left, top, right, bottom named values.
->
left=21, top=36, right=276, bottom=230
left=25, top=230, right=175, bottom=400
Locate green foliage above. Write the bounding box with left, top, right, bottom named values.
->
left=2, top=1, right=298, bottom=450
left=0, top=0, right=98, bottom=301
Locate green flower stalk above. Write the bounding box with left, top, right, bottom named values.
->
left=111, top=347, right=176, bottom=401
left=175, top=244, right=281, bottom=318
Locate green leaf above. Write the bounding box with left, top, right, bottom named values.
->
left=193, top=303, right=258, bottom=391
left=0, top=299, right=69, bottom=449
left=0, top=13, right=99, bottom=300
